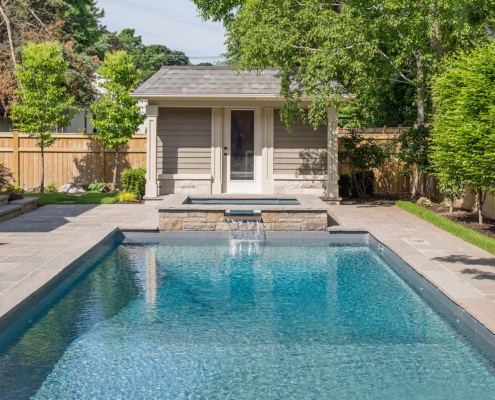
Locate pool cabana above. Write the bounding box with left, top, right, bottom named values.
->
left=132, top=66, right=352, bottom=203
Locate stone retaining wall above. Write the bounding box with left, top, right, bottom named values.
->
left=159, top=210, right=328, bottom=231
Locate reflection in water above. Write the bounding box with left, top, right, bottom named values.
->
left=146, top=247, right=158, bottom=305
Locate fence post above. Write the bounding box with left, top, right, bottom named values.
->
left=12, top=129, right=19, bottom=186
left=98, top=139, right=105, bottom=182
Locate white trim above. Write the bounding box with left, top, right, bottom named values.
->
left=274, top=174, right=327, bottom=181
left=262, top=108, right=275, bottom=193
left=144, top=107, right=158, bottom=198
left=211, top=107, right=223, bottom=194
left=158, top=174, right=212, bottom=180
left=223, top=108, right=263, bottom=194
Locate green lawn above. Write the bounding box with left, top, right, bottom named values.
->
left=396, top=200, right=495, bottom=255
left=25, top=192, right=120, bottom=206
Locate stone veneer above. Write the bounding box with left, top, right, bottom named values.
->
left=157, top=195, right=329, bottom=231
left=273, top=179, right=326, bottom=196
left=159, top=179, right=212, bottom=195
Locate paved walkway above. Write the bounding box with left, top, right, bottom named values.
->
left=0, top=204, right=158, bottom=324
left=0, top=203, right=494, bottom=340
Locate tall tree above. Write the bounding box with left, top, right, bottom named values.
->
left=193, top=0, right=495, bottom=128
left=431, top=42, right=495, bottom=224
left=10, top=42, right=76, bottom=192
left=118, top=29, right=190, bottom=81
left=90, top=51, right=145, bottom=185
left=0, top=0, right=104, bottom=114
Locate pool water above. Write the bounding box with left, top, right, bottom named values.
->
left=184, top=197, right=300, bottom=205
left=1, top=239, right=495, bottom=399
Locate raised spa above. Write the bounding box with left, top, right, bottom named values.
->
left=183, top=197, right=300, bottom=206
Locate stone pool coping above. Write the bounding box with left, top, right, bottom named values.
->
left=0, top=202, right=495, bottom=357
left=158, top=194, right=328, bottom=211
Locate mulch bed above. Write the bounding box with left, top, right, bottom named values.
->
left=427, top=203, right=495, bottom=239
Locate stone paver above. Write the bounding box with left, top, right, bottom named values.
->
left=328, top=204, right=495, bottom=336
left=0, top=204, right=158, bottom=324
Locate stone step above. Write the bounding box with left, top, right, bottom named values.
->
left=0, top=204, right=23, bottom=223
left=10, top=197, right=39, bottom=213
left=0, top=197, right=38, bottom=224
left=0, top=195, right=9, bottom=206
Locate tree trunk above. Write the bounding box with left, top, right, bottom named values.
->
left=113, top=145, right=119, bottom=185
left=478, top=187, right=483, bottom=225
left=0, top=3, right=17, bottom=68
left=449, top=199, right=453, bottom=213
left=416, top=51, right=425, bottom=126
left=40, top=145, right=45, bottom=193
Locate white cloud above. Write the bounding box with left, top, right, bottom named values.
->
left=96, top=0, right=227, bottom=62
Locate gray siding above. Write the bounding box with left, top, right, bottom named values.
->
left=273, top=110, right=327, bottom=175
left=157, top=108, right=211, bottom=174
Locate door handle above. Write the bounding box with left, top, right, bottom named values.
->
left=224, top=153, right=227, bottom=156
left=224, top=147, right=228, bottom=150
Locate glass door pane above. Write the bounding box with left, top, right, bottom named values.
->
left=230, top=110, right=254, bottom=181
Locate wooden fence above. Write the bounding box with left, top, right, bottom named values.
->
left=0, top=131, right=147, bottom=189
left=0, top=128, right=409, bottom=193
left=338, top=131, right=411, bottom=194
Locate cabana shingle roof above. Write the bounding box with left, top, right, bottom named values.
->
left=133, top=66, right=347, bottom=96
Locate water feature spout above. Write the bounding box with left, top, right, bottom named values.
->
left=226, top=217, right=266, bottom=241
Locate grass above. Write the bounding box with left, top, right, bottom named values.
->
left=24, top=192, right=120, bottom=206
left=396, top=200, right=495, bottom=255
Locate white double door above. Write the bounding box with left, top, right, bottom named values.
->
left=222, top=108, right=262, bottom=194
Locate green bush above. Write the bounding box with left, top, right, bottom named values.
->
left=351, top=171, right=374, bottom=197
left=121, top=168, right=146, bottom=197
left=338, top=174, right=352, bottom=198
left=88, top=182, right=106, bottom=192
left=3, top=185, right=25, bottom=195
left=45, top=182, right=58, bottom=193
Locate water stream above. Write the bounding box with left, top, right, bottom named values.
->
left=226, top=218, right=266, bottom=241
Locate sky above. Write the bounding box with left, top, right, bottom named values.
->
left=96, top=0, right=227, bottom=64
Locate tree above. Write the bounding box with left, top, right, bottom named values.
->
left=10, top=41, right=75, bottom=192
left=339, top=132, right=392, bottom=197
left=118, top=29, right=189, bottom=81
left=193, top=0, right=495, bottom=128
left=431, top=42, right=495, bottom=224
left=91, top=51, right=145, bottom=185
left=394, top=126, right=433, bottom=196
left=0, top=1, right=105, bottom=113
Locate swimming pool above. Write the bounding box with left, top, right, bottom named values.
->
left=1, top=235, right=495, bottom=399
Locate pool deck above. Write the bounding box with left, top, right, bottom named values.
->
left=0, top=203, right=495, bottom=340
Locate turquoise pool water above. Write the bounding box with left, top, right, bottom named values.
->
left=184, top=197, right=300, bottom=205
left=1, top=238, right=495, bottom=399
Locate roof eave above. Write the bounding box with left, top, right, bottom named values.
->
left=131, top=93, right=355, bottom=102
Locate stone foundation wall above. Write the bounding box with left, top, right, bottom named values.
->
left=159, top=179, right=212, bottom=195
left=274, top=180, right=326, bottom=196
left=159, top=210, right=327, bottom=231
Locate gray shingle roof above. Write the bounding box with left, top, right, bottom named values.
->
left=133, top=66, right=347, bottom=96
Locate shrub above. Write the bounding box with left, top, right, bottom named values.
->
left=338, top=174, right=352, bottom=198
left=351, top=171, right=375, bottom=197
left=88, top=182, right=107, bottom=192
left=118, top=192, right=138, bottom=203
left=416, top=197, right=432, bottom=207
left=121, top=168, right=146, bottom=197
left=45, top=182, right=58, bottom=193
left=3, top=185, right=24, bottom=201
left=0, top=164, right=13, bottom=190
left=3, top=185, right=25, bottom=195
